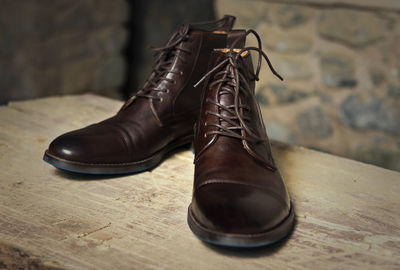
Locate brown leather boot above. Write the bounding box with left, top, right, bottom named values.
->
left=43, top=15, right=236, bottom=174
left=188, top=30, right=295, bottom=247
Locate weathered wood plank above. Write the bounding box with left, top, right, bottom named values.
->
left=0, top=94, right=399, bottom=269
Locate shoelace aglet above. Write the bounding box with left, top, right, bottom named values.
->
left=275, top=72, right=284, bottom=81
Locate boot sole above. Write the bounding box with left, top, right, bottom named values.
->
left=187, top=203, right=295, bottom=248
left=43, top=134, right=193, bottom=175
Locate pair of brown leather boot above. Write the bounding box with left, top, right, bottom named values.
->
left=43, top=15, right=294, bottom=248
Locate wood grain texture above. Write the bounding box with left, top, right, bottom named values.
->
left=0, top=94, right=399, bottom=269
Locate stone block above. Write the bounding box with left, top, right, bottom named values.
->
left=297, top=107, right=333, bottom=139
left=339, top=94, right=400, bottom=135
left=369, top=67, right=386, bottom=86
left=216, top=0, right=270, bottom=28
left=274, top=56, right=313, bottom=80
left=255, top=85, right=269, bottom=105
left=276, top=4, right=311, bottom=28
left=268, top=84, right=311, bottom=104
left=320, top=52, right=357, bottom=88
left=259, top=26, right=312, bottom=54
left=387, top=84, right=400, bottom=98
left=265, top=121, right=298, bottom=145
left=318, top=9, right=386, bottom=48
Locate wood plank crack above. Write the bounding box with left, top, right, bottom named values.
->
left=77, top=222, right=112, bottom=239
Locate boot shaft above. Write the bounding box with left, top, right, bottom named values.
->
left=194, top=29, right=283, bottom=169
left=121, top=15, right=236, bottom=126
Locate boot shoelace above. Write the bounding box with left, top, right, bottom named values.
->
left=122, top=24, right=191, bottom=109
left=194, top=29, right=283, bottom=144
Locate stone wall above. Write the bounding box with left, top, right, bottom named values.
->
left=216, top=0, right=400, bottom=171
left=0, top=0, right=216, bottom=103
left=0, top=0, right=129, bottom=104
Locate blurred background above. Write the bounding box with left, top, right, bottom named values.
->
left=0, top=0, right=399, bottom=171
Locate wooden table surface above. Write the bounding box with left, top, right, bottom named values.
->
left=0, top=94, right=399, bottom=269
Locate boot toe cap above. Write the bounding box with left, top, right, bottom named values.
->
left=48, top=133, right=81, bottom=161
left=191, top=182, right=290, bottom=235
left=46, top=127, right=130, bottom=164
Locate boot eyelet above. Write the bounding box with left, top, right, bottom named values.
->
left=180, top=71, right=184, bottom=75
left=204, top=134, right=207, bottom=138
left=165, top=89, right=170, bottom=93
left=159, top=98, right=164, bottom=102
